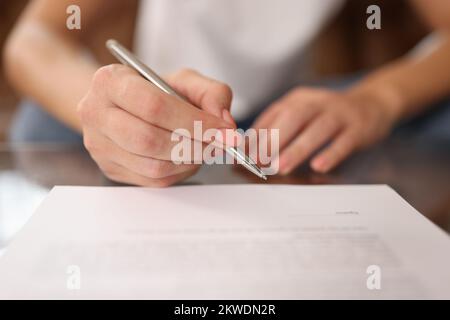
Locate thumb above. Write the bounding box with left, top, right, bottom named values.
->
left=166, top=69, right=236, bottom=128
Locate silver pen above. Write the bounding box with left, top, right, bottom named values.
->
left=106, top=39, right=267, bottom=180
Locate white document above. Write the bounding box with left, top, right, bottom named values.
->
left=0, top=185, right=449, bottom=299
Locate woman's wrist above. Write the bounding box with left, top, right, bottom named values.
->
left=345, top=80, right=407, bottom=126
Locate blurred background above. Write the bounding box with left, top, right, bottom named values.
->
left=0, top=0, right=428, bottom=143
left=0, top=1, right=27, bottom=141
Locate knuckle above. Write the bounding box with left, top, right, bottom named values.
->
left=147, top=161, right=167, bottom=179
left=118, top=74, right=138, bottom=101
left=99, top=162, right=119, bottom=180
left=83, top=134, right=103, bottom=156
left=83, top=134, right=95, bottom=152
left=107, top=66, right=138, bottom=99
left=152, top=178, right=175, bottom=188
left=143, top=94, right=165, bottom=120
left=215, top=82, right=231, bottom=94
left=103, top=171, right=119, bottom=182
left=77, top=95, right=100, bottom=126
left=177, top=68, right=196, bottom=78
left=215, top=83, right=233, bottom=100
left=135, top=131, right=155, bottom=151
left=76, top=96, right=91, bottom=123
left=117, top=74, right=167, bottom=122
left=92, top=65, right=114, bottom=86
left=133, top=130, right=162, bottom=155
left=170, top=68, right=197, bottom=83
left=94, top=64, right=130, bottom=83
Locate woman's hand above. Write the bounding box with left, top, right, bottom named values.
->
left=77, top=65, right=236, bottom=187
left=252, top=87, right=400, bottom=174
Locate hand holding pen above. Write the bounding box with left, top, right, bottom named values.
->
left=77, top=40, right=265, bottom=187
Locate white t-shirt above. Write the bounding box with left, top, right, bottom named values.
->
left=135, top=0, right=344, bottom=120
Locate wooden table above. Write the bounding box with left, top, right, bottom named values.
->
left=0, top=139, right=449, bottom=249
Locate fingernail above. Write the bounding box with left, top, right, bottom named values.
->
left=222, top=109, right=236, bottom=128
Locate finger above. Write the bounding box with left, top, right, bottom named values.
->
left=97, top=106, right=205, bottom=162
left=252, top=87, right=327, bottom=130
left=250, top=93, right=322, bottom=161
left=311, top=129, right=359, bottom=173
left=248, top=108, right=318, bottom=166
left=251, top=103, right=283, bottom=130
left=264, top=104, right=321, bottom=151
left=93, top=65, right=234, bottom=142
left=85, top=129, right=200, bottom=179
left=166, top=69, right=236, bottom=127
left=278, top=113, right=344, bottom=175
left=248, top=105, right=282, bottom=160
left=99, top=160, right=198, bottom=188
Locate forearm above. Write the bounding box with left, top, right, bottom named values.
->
left=349, top=33, right=450, bottom=123
left=4, top=22, right=98, bottom=132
